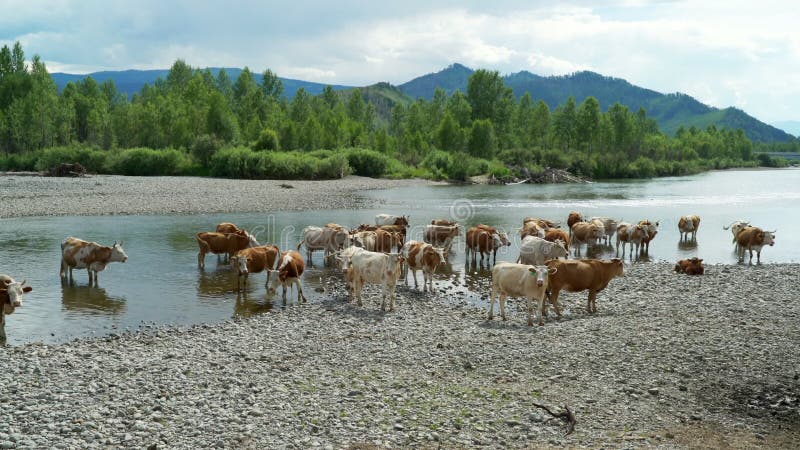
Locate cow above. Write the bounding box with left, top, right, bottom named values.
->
left=678, top=215, right=701, bottom=241
left=60, top=237, right=129, bottom=285
left=401, top=241, right=447, bottom=291
left=675, top=257, right=704, bottom=275
left=196, top=230, right=259, bottom=269
left=423, top=224, right=460, bottom=252
left=297, top=225, right=350, bottom=263
left=545, top=258, right=624, bottom=315
left=590, top=217, right=618, bottom=245
left=335, top=246, right=367, bottom=295
left=347, top=250, right=405, bottom=311
left=735, top=226, right=776, bottom=264
left=567, top=211, right=584, bottom=238
left=267, top=250, right=306, bottom=302
left=570, top=222, right=604, bottom=256
left=544, top=228, right=571, bottom=252
left=489, top=262, right=555, bottom=326
left=522, top=217, right=559, bottom=229
left=375, top=229, right=402, bottom=253
left=216, top=222, right=240, bottom=234
left=375, top=214, right=410, bottom=227
left=351, top=231, right=378, bottom=251
left=377, top=224, right=408, bottom=248
left=354, top=223, right=378, bottom=232
left=231, top=245, right=280, bottom=291
left=615, top=222, right=648, bottom=257
left=431, top=219, right=457, bottom=227
left=723, top=219, right=750, bottom=252
left=638, top=220, right=659, bottom=254
left=465, top=226, right=510, bottom=264
left=0, top=275, right=33, bottom=341
left=519, top=222, right=546, bottom=240
left=517, top=236, right=568, bottom=266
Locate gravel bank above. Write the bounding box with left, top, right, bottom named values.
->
left=0, top=175, right=434, bottom=218
left=1, top=262, right=798, bottom=448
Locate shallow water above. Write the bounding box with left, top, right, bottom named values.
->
left=1, top=168, right=797, bottom=345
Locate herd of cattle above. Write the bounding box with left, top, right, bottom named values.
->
left=0, top=212, right=778, bottom=335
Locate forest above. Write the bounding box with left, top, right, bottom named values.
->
left=0, top=42, right=793, bottom=180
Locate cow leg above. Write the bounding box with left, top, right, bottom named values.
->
left=295, top=279, right=306, bottom=303
left=387, top=283, right=396, bottom=312
left=587, top=290, right=597, bottom=314
left=526, top=296, right=534, bottom=326
left=499, top=293, right=507, bottom=321
left=488, top=286, right=496, bottom=320
left=537, top=295, right=546, bottom=326
left=198, top=251, right=205, bottom=269
left=411, top=268, right=419, bottom=288
left=549, top=288, right=563, bottom=318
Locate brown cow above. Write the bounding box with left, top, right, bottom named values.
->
left=678, top=215, right=701, bottom=241
left=674, top=257, right=704, bottom=275
left=402, top=241, right=447, bottom=291
left=519, top=222, right=546, bottom=239
left=431, top=219, right=457, bottom=227
left=196, top=230, right=259, bottom=269
left=465, top=226, right=510, bottom=264
left=60, top=237, right=129, bottom=285
left=375, top=214, right=410, bottom=227
left=374, top=229, right=402, bottom=253
left=735, top=226, right=776, bottom=264
left=231, top=245, right=281, bottom=290
left=522, top=217, right=559, bottom=229
left=638, top=220, right=659, bottom=253
left=216, top=222, right=240, bottom=234
left=354, top=223, right=378, bottom=232
left=615, top=222, right=649, bottom=257
left=544, top=228, right=571, bottom=252
left=545, top=258, right=624, bottom=315
left=267, top=250, right=306, bottom=302
left=423, top=224, right=460, bottom=252
left=567, top=211, right=584, bottom=238
left=378, top=224, right=407, bottom=247
left=570, top=222, right=604, bottom=256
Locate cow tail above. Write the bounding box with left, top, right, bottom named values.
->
left=195, top=233, right=211, bottom=253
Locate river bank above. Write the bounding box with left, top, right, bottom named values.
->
left=1, top=262, right=799, bottom=448
left=0, top=175, right=438, bottom=218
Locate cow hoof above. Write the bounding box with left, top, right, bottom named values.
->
left=538, top=322, right=544, bottom=327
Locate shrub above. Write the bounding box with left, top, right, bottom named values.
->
left=0, top=152, right=37, bottom=171
left=33, top=147, right=108, bottom=173
left=210, top=147, right=350, bottom=180
left=191, top=134, right=222, bottom=165
left=345, top=148, right=388, bottom=177
left=104, top=148, right=195, bottom=176
left=253, top=128, right=280, bottom=151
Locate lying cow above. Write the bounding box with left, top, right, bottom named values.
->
left=60, top=237, right=128, bottom=285
left=0, top=275, right=33, bottom=341
left=590, top=217, right=618, bottom=245
left=675, top=257, right=704, bottom=275
left=517, top=236, right=568, bottom=266
left=570, top=222, right=604, bottom=256
left=735, top=226, right=776, bottom=264
left=546, top=258, right=624, bottom=315
left=231, top=245, right=280, bottom=291
left=615, top=222, right=648, bottom=257
left=638, top=220, right=659, bottom=254
left=267, top=250, right=306, bottom=302
left=423, top=224, right=460, bottom=252
left=196, top=230, right=258, bottom=269
left=375, top=214, right=409, bottom=227
left=489, top=262, right=555, bottom=326
left=297, top=225, right=350, bottom=263
left=401, top=241, right=447, bottom=291
left=466, top=226, right=510, bottom=264
left=678, top=215, right=701, bottom=241
left=347, top=250, right=405, bottom=311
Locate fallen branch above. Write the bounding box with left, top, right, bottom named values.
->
left=532, top=402, right=576, bottom=436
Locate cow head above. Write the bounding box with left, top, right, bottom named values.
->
left=266, top=271, right=280, bottom=295
left=763, top=230, right=776, bottom=246
left=527, top=265, right=551, bottom=288
left=231, top=255, right=248, bottom=275
left=1, top=278, right=32, bottom=314
left=552, top=240, right=568, bottom=259
left=609, top=258, right=624, bottom=277
left=110, top=241, right=128, bottom=263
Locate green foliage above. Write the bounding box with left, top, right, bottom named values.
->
left=345, top=148, right=388, bottom=177
left=191, top=134, right=222, bottom=165
left=253, top=128, right=280, bottom=151
left=104, top=148, right=196, bottom=176
left=33, top=146, right=107, bottom=172
left=209, top=147, right=350, bottom=180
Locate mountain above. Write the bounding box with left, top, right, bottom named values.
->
left=50, top=68, right=352, bottom=99
left=772, top=121, right=800, bottom=137
left=399, top=64, right=794, bottom=143
left=336, top=82, right=414, bottom=124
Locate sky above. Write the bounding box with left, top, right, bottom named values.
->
left=1, top=0, right=798, bottom=123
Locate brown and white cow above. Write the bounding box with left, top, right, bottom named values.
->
left=431, top=219, right=457, bottom=227
left=723, top=219, right=750, bottom=251
left=401, top=241, right=447, bottom=291
left=544, top=228, right=571, bottom=252
left=297, top=225, right=350, bottom=263
left=615, top=222, right=649, bottom=257
left=735, top=226, right=776, bottom=264
left=60, top=237, right=129, bottom=285
left=196, top=230, right=259, bottom=269
left=545, top=258, right=624, bottom=315
left=590, top=217, right=618, bottom=245
left=354, top=223, right=378, bottom=232
left=489, top=262, right=555, bottom=326
left=638, top=220, right=659, bottom=254
left=522, top=217, right=559, bottom=229
left=0, top=274, right=33, bottom=341
left=570, top=222, right=604, bottom=256
left=375, top=214, right=410, bottom=227
left=567, top=211, right=584, bottom=238
left=347, top=250, right=405, bottom=311
left=519, top=221, right=546, bottom=240
left=674, top=257, right=704, bottom=275
left=231, top=245, right=281, bottom=290
left=678, top=215, right=701, bottom=241
left=351, top=230, right=378, bottom=251
left=267, top=250, right=306, bottom=302
left=466, top=226, right=510, bottom=264
left=423, top=224, right=460, bottom=252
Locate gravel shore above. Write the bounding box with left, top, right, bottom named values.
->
left=1, top=262, right=798, bottom=449
left=0, top=175, right=433, bottom=218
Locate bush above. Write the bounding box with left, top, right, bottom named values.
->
left=345, top=148, right=388, bottom=177
left=191, top=134, right=223, bottom=165
left=104, top=148, right=195, bottom=176
left=33, top=147, right=108, bottom=173
left=210, top=147, right=350, bottom=180
left=253, top=128, right=280, bottom=151
left=0, top=152, right=37, bottom=171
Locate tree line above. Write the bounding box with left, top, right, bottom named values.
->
left=0, top=42, right=789, bottom=180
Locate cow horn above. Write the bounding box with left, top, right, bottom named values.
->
left=2, top=279, right=10, bottom=285
left=769, top=229, right=776, bottom=233
left=119, top=240, right=124, bottom=247
left=113, top=240, right=117, bottom=246
left=20, top=279, right=26, bottom=285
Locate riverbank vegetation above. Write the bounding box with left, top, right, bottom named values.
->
left=0, top=42, right=794, bottom=180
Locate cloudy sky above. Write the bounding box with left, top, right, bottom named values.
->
left=2, top=0, right=798, bottom=123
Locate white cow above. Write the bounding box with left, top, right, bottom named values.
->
left=335, top=246, right=367, bottom=294
left=489, top=262, right=556, bottom=326
left=401, top=240, right=447, bottom=291
left=589, top=217, right=618, bottom=245
left=0, top=274, right=33, bottom=342
left=348, top=250, right=405, bottom=311
left=351, top=231, right=377, bottom=251
left=297, top=226, right=350, bottom=263
left=60, top=237, right=128, bottom=285
left=723, top=219, right=750, bottom=252
left=374, top=214, right=409, bottom=227
left=517, top=236, right=568, bottom=266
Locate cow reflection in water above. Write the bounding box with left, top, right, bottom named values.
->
left=677, top=239, right=698, bottom=251
left=235, top=292, right=274, bottom=317
left=196, top=270, right=238, bottom=299
left=61, top=285, right=126, bottom=315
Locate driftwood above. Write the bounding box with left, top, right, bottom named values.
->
left=532, top=402, right=577, bottom=436
left=46, top=163, right=87, bottom=177
left=489, top=166, right=590, bottom=185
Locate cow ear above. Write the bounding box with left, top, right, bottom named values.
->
left=548, top=267, right=558, bottom=274
left=698, top=259, right=703, bottom=263
left=23, top=286, right=32, bottom=293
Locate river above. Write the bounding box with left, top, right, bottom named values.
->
left=1, top=168, right=797, bottom=344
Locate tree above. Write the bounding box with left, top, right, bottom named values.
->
left=261, top=69, right=284, bottom=100
left=576, top=96, right=600, bottom=154
left=468, top=119, right=496, bottom=159
left=466, top=70, right=508, bottom=122
left=435, top=112, right=464, bottom=152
